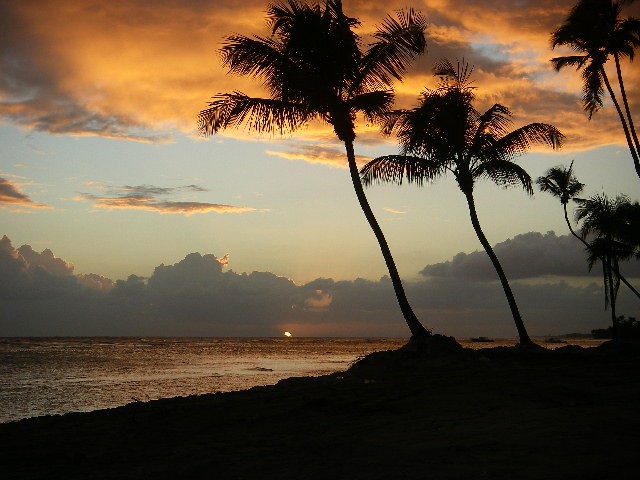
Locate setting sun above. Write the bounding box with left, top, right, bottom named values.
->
left=283, top=331, right=292, bottom=337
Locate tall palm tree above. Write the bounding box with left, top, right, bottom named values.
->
left=360, top=59, right=565, bottom=346
left=576, top=193, right=637, bottom=340
left=537, top=163, right=640, bottom=298
left=551, top=0, right=640, bottom=179
left=198, top=0, right=430, bottom=338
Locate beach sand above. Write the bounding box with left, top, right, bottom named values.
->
left=1, top=339, right=639, bottom=479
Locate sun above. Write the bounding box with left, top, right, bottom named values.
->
left=283, top=331, right=292, bottom=337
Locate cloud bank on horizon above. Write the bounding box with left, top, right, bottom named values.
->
left=1, top=0, right=638, bottom=155
left=2, top=232, right=638, bottom=338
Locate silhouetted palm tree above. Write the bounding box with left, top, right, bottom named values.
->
left=361, top=59, right=565, bottom=346
left=551, top=0, right=640, bottom=179
left=618, top=200, right=640, bottom=257
left=576, top=193, right=637, bottom=340
left=198, top=0, right=430, bottom=338
left=537, top=163, right=640, bottom=298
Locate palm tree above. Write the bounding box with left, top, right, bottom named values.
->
left=198, top=0, right=430, bottom=338
left=551, top=0, right=640, bottom=179
left=576, top=193, right=637, bottom=340
left=360, top=59, right=565, bottom=346
left=537, top=163, right=640, bottom=298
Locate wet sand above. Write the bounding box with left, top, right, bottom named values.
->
left=2, top=340, right=639, bottom=479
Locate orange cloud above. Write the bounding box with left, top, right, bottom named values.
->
left=1, top=0, right=638, bottom=155
left=0, top=177, right=51, bottom=210
left=265, top=143, right=372, bottom=168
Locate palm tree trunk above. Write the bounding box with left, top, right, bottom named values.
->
left=464, top=190, right=533, bottom=346
left=614, top=54, right=640, bottom=158
left=604, top=257, right=619, bottom=342
left=601, top=68, right=640, bottom=179
left=345, top=139, right=430, bottom=339
left=563, top=204, right=640, bottom=299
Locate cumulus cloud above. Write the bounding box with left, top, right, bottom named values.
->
left=76, top=183, right=256, bottom=215
left=1, top=0, right=637, bottom=154
left=16, top=244, right=74, bottom=276
left=421, top=231, right=640, bottom=280
left=1, top=233, right=638, bottom=338
left=0, top=177, right=50, bottom=210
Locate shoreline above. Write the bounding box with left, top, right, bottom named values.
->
left=2, top=341, right=638, bottom=479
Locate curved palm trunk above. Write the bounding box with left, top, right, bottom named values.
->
left=604, top=255, right=620, bottom=342
left=601, top=68, right=640, bottom=179
left=614, top=54, right=640, bottom=158
left=345, top=140, right=429, bottom=339
left=563, top=204, right=640, bottom=299
left=463, top=190, right=533, bottom=346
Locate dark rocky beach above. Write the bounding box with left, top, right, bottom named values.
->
left=2, top=338, right=639, bottom=479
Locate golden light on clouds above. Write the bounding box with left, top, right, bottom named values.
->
left=265, top=144, right=372, bottom=169
left=0, top=178, right=51, bottom=211
left=384, top=208, right=406, bottom=215
left=75, top=184, right=256, bottom=216
left=1, top=0, right=638, bottom=155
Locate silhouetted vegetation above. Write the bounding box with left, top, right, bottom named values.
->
left=537, top=164, right=640, bottom=299
left=551, top=0, right=640, bottom=179
left=360, top=59, right=564, bottom=346
left=592, top=315, right=640, bottom=338
left=576, top=193, right=639, bottom=340
left=199, top=0, right=430, bottom=338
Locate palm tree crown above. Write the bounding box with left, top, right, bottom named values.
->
left=537, top=164, right=640, bottom=299
left=575, top=193, right=638, bottom=338
left=536, top=161, right=585, bottom=206
left=361, top=59, right=564, bottom=198
left=199, top=0, right=430, bottom=338
left=551, top=0, right=640, bottom=178
left=199, top=0, right=426, bottom=143
left=361, top=59, right=565, bottom=345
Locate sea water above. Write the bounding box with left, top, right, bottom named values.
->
left=0, top=337, right=601, bottom=423
left=0, top=337, right=407, bottom=423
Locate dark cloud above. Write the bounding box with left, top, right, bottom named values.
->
left=0, top=177, right=50, bottom=209
left=1, top=233, right=638, bottom=338
left=421, top=231, right=640, bottom=280
left=1, top=0, right=637, bottom=151
left=17, top=244, right=74, bottom=276
left=76, top=183, right=255, bottom=215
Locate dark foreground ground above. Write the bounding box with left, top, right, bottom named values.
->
left=2, top=338, right=639, bottom=480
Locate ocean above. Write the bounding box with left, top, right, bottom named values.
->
left=0, top=336, right=601, bottom=423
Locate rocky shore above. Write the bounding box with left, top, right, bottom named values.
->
left=2, top=339, right=639, bottom=479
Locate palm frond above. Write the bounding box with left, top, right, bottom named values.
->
left=581, top=61, right=606, bottom=118
left=613, top=17, right=640, bottom=60
left=347, top=91, right=395, bottom=123
left=550, top=54, right=589, bottom=71
left=470, top=104, right=513, bottom=156
left=473, top=159, right=534, bottom=194
left=484, top=123, right=565, bottom=160
left=360, top=154, right=445, bottom=187
left=433, top=58, right=474, bottom=91
left=198, top=91, right=313, bottom=135
left=358, top=9, right=427, bottom=91
left=220, top=34, right=298, bottom=94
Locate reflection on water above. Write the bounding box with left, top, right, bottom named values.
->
left=0, top=337, right=604, bottom=423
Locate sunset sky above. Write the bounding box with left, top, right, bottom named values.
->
left=1, top=0, right=639, bottom=338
